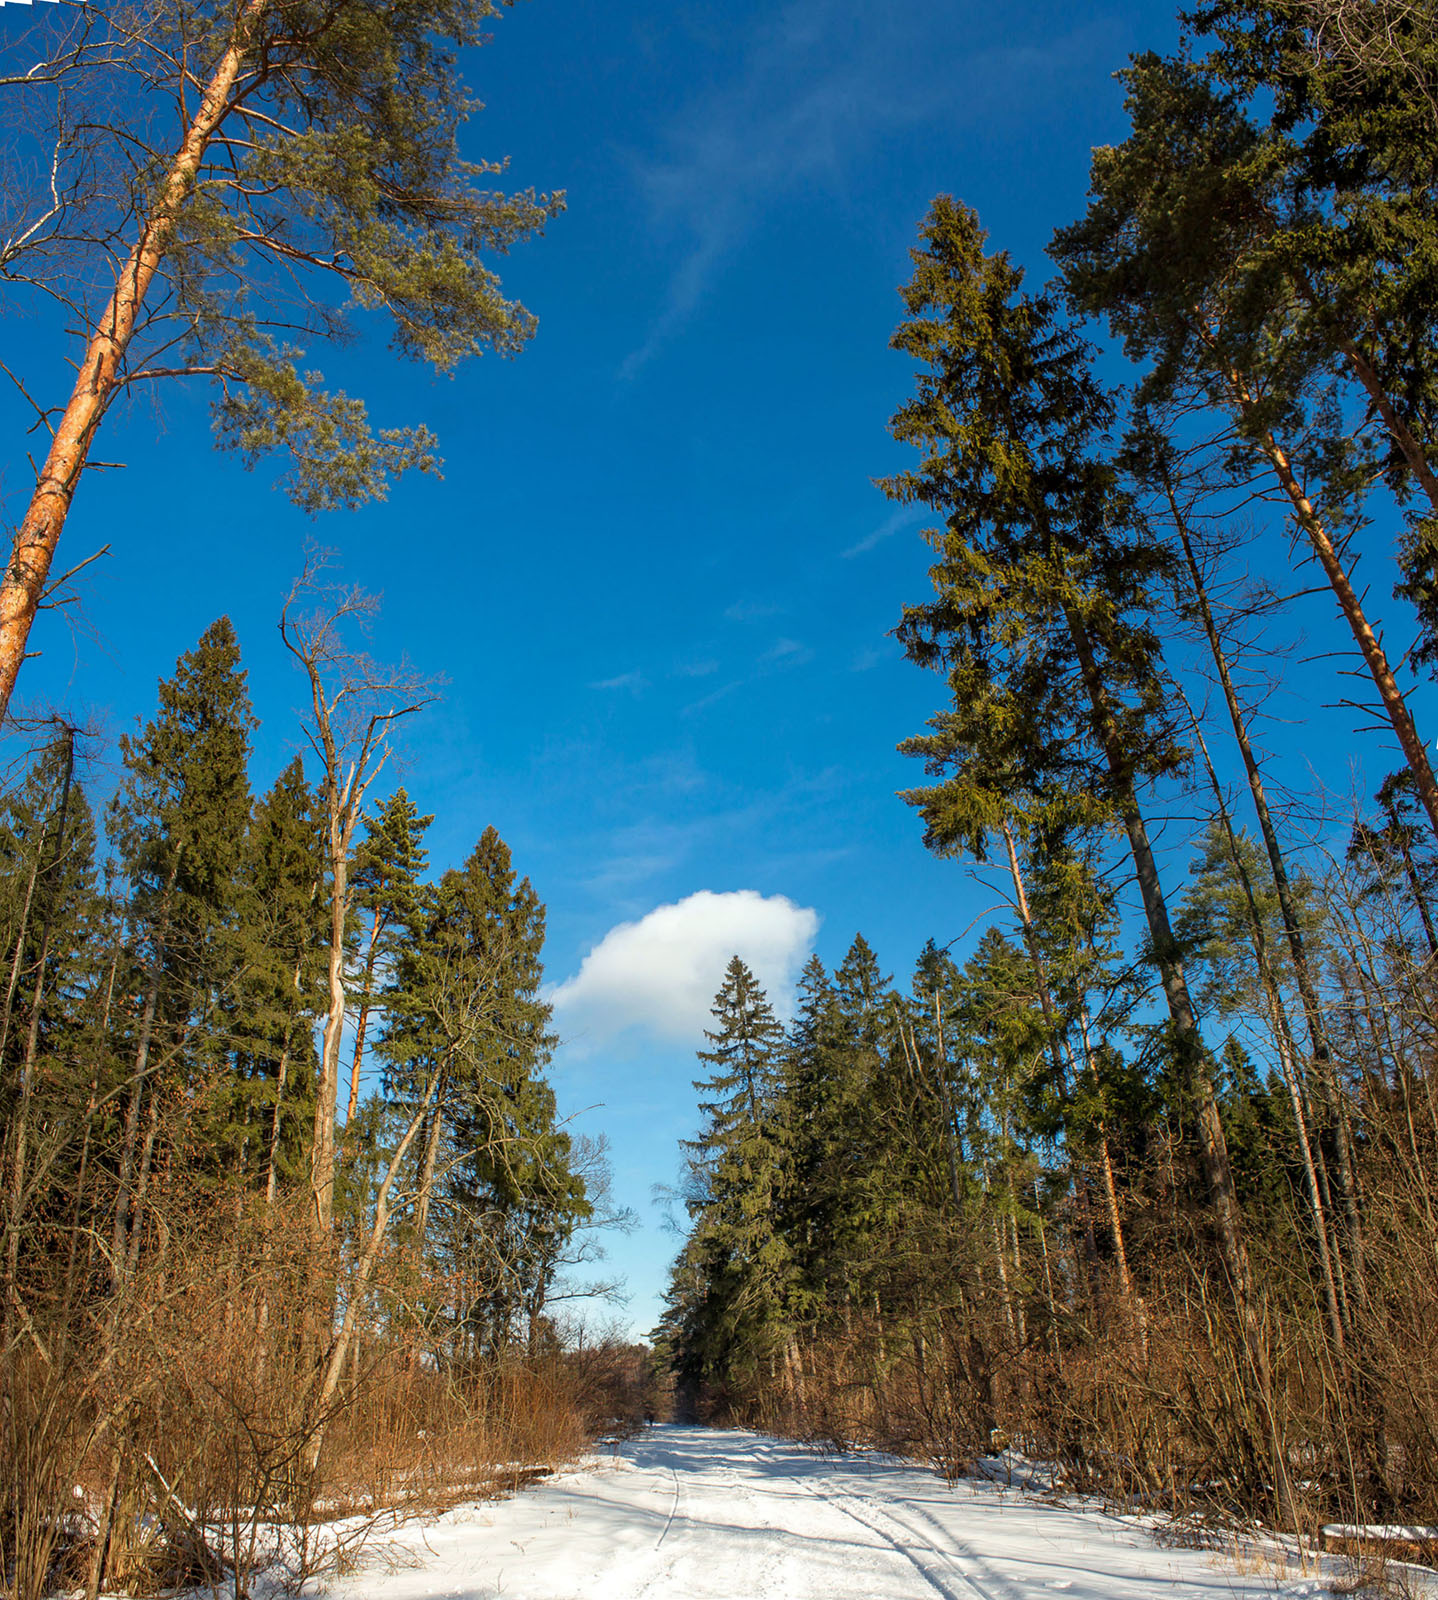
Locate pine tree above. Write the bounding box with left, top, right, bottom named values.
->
left=1050, top=51, right=1438, bottom=834
left=1189, top=0, right=1438, bottom=517
left=0, top=0, right=564, bottom=719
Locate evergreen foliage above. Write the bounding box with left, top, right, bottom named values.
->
left=0, top=616, right=591, bottom=1567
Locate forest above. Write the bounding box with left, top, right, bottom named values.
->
left=2, top=0, right=1438, bottom=1595
left=660, top=0, right=1438, bottom=1552
left=0, top=600, right=658, bottom=1600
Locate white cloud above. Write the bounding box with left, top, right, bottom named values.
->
left=550, top=890, right=820, bottom=1053
left=590, top=670, right=647, bottom=692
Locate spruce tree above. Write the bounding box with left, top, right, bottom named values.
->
left=106, top=617, right=256, bottom=1278
left=228, top=756, right=324, bottom=1201
left=380, top=823, right=580, bottom=1355
left=0, top=731, right=102, bottom=1338
left=683, top=956, right=792, bottom=1391
left=776, top=956, right=846, bottom=1324
left=346, top=789, right=433, bottom=1125
left=883, top=199, right=1258, bottom=1297
left=444, top=831, right=580, bottom=1357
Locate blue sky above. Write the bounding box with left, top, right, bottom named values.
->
left=6, top=0, right=1419, bottom=1335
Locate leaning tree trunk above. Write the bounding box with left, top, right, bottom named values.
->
left=1205, top=348, right=1438, bottom=840
left=1338, top=337, right=1438, bottom=512
left=1183, top=704, right=1348, bottom=1353
left=1161, top=475, right=1365, bottom=1280
left=0, top=0, right=269, bottom=724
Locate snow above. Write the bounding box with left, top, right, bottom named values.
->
left=1323, top=1525, right=1438, bottom=1542
left=324, top=1425, right=1402, bottom=1600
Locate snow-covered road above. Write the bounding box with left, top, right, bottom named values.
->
left=341, top=1425, right=1341, bottom=1600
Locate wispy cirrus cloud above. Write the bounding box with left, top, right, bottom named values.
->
left=590, top=670, right=648, bottom=693
left=842, top=503, right=927, bottom=559
left=620, top=2, right=1126, bottom=378
left=762, top=636, right=813, bottom=666
left=680, top=679, right=742, bottom=718
left=620, top=4, right=898, bottom=379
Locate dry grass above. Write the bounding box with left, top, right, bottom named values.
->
left=0, top=1186, right=634, bottom=1600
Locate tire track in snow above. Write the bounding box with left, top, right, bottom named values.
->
left=626, top=1457, right=688, bottom=1600
left=867, top=1483, right=1034, bottom=1600
left=755, top=1441, right=996, bottom=1600
left=850, top=1489, right=1027, bottom=1600
left=631, top=1451, right=805, bottom=1600
left=653, top=1463, right=682, bottom=1549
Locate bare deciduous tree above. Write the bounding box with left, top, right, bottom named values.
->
left=279, top=557, right=436, bottom=1235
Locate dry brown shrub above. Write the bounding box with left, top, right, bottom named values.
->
left=2, top=1170, right=614, bottom=1600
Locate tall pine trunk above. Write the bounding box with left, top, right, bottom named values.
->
left=1064, top=600, right=1299, bottom=1521
left=1205, top=349, right=1438, bottom=839
left=0, top=0, right=269, bottom=722
left=1063, top=604, right=1252, bottom=1299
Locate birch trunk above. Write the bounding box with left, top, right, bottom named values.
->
left=307, top=1067, right=442, bottom=1469
left=346, top=903, right=384, bottom=1125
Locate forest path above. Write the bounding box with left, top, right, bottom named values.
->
left=337, top=1425, right=1334, bottom=1600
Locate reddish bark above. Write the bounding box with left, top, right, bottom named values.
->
left=0, top=0, right=268, bottom=722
